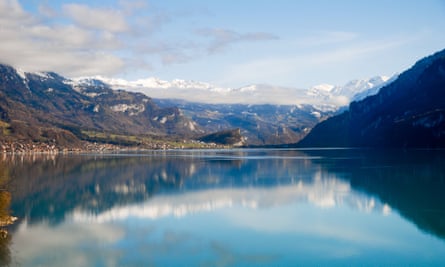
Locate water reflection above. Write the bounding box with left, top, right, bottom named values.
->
left=8, top=151, right=383, bottom=224
left=3, top=149, right=445, bottom=266
left=71, top=176, right=384, bottom=223
left=305, top=149, right=445, bottom=240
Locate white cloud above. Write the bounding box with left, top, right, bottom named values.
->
left=0, top=0, right=27, bottom=20
left=62, top=4, right=129, bottom=33
left=0, top=20, right=125, bottom=75
left=0, top=1, right=129, bottom=76
left=28, top=25, right=93, bottom=48
left=0, top=1, right=280, bottom=79
left=0, top=1, right=285, bottom=84
left=196, top=28, right=279, bottom=53
left=131, top=28, right=279, bottom=66
left=0, top=0, right=440, bottom=91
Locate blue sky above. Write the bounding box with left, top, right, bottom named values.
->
left=1, top=0, right=445, bottom=88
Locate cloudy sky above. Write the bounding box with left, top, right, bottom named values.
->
left=1, top=0, right=445, bottom=88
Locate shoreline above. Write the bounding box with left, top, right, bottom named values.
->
left=0, top=140, right=230, bottom=154
left=0, top=140, right=121, bottom=154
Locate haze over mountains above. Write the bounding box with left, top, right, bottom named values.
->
left=76, top=75, right=391, bottom=107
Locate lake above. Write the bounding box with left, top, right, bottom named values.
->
left=1, top=148, right=445, bottom=266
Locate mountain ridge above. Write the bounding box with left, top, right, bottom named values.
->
left=79, top=75, right=390, bottom=107
left=0, top=60, right=397, bottom=148
left=297, top=48, right=445, bottom=148
left=0, top=63, right=202, bottom=150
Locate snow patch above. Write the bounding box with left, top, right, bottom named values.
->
left=159, top=117, right=167, bottom=124
left=313, top=83, right=334, bottom=92
left=156, top=113, right=176, bottom=124
left=16, top=68, right=27, bottom=80
left=352, top=75, right=397, bottom=102
left=186, top=121, right=197, bottom=131
left=311, top=111, right=321, bottom=118
left=63, top=79, right=75, bottom=86
left=33, top=72, right=51, bottom=80
left=96, top=76, right=229, bottom=92
left=84, top=92, right=97, bottom=97
left=110, top=104, right=145, bottom=116
left=238, top=85, right=257, bottom=92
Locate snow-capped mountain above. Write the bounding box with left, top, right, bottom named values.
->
left=298, top=48, right=445, bottom=148
left=2, top=61, right=393, bottom=146
left=351, top=75, right=398, bottom=102
left=331, top=76, right=390, bottom=96
left=307, top=76, right=392, bottom=105
left=71, top=75, right=390, bottom=145
left=74, top=75, right=391, bottom=108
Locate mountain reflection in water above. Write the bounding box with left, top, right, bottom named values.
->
left=3, top=149, right=445, bottom=266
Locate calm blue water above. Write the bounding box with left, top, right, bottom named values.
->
left=3, top=149, right=445, bottom=266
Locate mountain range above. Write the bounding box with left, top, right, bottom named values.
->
left=80, top=75, right=390, bottom=106
left=0, top=62, right=390, bottom=147
left=0, top=65, right=201, bottom=148
left=298, top=48, right=445, bottom=148
left=3, top=47, right=444, bottom=148
left=77, top=75, right=390, bottom=145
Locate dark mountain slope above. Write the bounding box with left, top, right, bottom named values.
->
left=298, top=49, right=445, bottom=148
left=198, top=128, right=245, bottom=146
